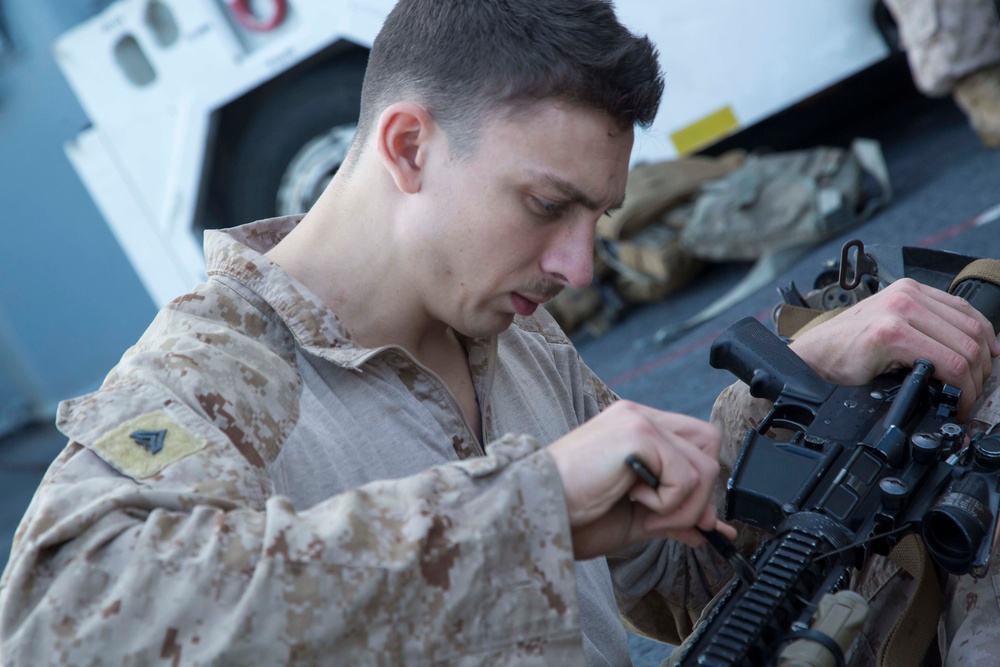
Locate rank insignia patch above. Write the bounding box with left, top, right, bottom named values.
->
left=92, top=411, right=209, bottom=479
left=130, top=429, right=166, bottom=455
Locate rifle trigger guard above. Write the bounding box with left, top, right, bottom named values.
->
left=840, top=239, right=878, bottom=291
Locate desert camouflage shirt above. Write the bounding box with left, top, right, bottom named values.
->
left=0, top=217, right=734, bottom=667
left=883, top=0, right=1000, bottom=95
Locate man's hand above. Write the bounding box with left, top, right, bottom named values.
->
left=546, top=401, right=735, bottom=560
left=789, top=278, right=1000, bottom=418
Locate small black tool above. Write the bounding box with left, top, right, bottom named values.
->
left=624, top=453, right=756, bottom=587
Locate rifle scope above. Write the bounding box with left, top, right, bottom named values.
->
left=921, top=260, right=1000, bottom=576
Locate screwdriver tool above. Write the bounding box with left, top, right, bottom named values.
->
left=625, top=453, right=756, bottom=587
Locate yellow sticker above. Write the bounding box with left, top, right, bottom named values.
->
left=92, top=411, right=208, bottom=479
left=670, top=106, right=740, bottom=156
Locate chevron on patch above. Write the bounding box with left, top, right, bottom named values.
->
left=92, top=411, right=207, bottom=479
left=129, top=429, right=166, bottom=455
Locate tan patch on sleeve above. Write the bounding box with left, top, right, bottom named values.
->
left=92, top=411, right=209, bottom=479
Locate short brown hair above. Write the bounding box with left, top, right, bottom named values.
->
left=352, top=0, right=664, bottom=157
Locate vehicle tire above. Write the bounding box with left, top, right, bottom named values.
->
left=873, top=1, right=901, bottom=53
left=219, top=52, right=367, bottom=227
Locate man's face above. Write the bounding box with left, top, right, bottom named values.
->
left=405, top=101, right=634, bottom=338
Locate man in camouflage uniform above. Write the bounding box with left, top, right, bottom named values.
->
left=883, top=0, right=1000, bottom=146
left=2, top=0, right=999, bottom=665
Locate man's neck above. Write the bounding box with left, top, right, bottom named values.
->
left=267, top=205, right=481, bottom=436
left=264, top=175, right=449, bottom=356
left=265, top=164, right=483, bottom=439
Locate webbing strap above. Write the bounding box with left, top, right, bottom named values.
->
left=774, top=305, right=846, bottom=339
left=950, top=258, right=1000, bottom=291
left=879, top=534, right=942, bottom=667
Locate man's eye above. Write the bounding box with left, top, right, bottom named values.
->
left=530, top=197, right=565, bottom=218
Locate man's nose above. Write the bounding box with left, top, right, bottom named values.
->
left=541, top=220, right=595, bottom=290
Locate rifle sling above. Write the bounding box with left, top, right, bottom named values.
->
left=774, top=305, right=845, bottom=339
left=879, top=534, right=942, bottom=667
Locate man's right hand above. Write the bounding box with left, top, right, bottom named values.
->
left=546, top=400, right=735, bottom=560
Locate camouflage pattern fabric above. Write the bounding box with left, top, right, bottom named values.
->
left=883, top=0, right=1000, bottom=96
left=0, top=437, right=583, bottom=666
left=707, top=352, right=1000, bottom=666
left=0, top=216, right=737, bottom=666
left=0, top=217, right=592, bottom=666
left=953, top=65, right=1000, bottom=146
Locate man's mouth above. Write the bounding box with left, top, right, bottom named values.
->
left=511, top=293, right=545, bottom=316
left=510, top=280, right=563, bottom=317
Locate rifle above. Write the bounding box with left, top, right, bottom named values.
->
left=674, top=241, right=1000, bottom=666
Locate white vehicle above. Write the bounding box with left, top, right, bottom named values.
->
left=55, top=0, right=892, bottom=307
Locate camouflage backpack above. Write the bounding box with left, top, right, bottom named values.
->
left=680, top=139, right=890, bottom=262
left=651, top=138, right=891, bottom=343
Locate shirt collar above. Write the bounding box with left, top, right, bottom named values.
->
left=203, top=216, right=374, bottom=367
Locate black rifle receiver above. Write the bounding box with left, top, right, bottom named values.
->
left=675, top=258, right=1000, bottom=666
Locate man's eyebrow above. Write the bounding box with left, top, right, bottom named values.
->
left=535, top=173, right=626, bottom=212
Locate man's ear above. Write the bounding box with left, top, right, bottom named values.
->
left=375, top=102, right=436, bottom=195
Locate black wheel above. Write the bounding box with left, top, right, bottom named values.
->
left=873, top=1, right=901, bottom=53
left=218, top=52, right=367, bottom=227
